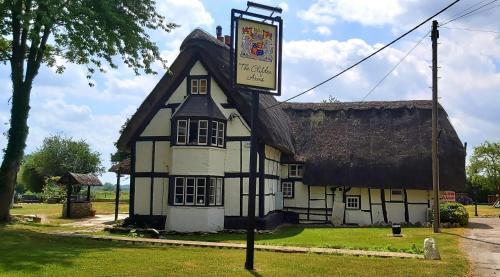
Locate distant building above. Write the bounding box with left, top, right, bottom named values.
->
left=116, top=29, right=466, bottom=232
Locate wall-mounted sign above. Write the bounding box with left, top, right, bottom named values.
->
left=235, top=18, right=277, bottom=90
left=440, top=191, right=456, bottom=202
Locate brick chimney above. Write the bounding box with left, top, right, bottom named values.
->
left=224, top=35, right=231, bottom=46
left=216, top=26, right=223, bottom=42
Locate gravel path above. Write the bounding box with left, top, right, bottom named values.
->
left=462, top=217, right=500, bottom=277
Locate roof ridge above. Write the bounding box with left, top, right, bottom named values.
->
left=180, top=28, right=229, bottom=51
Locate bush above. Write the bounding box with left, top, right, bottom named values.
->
left=457, top=196, right=473, bottom=205
left=440, top=202, right=469, bottom=226
left=41, top=177, right=65, bottom=203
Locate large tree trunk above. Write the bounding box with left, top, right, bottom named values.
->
left=0, top=84, right=31, bottom=222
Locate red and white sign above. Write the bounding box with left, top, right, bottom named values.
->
left=440, top=191, right=456, bottom=202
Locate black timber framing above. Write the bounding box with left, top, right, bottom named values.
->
left=136, top=136, right=171, bottom=141
left=403, top=189, right=410, bottom=223
left=380, top=188, right=388, bottom=223
left=368, top=188, right=373, bottom=224
left=129, top=143, right=136, bottom=217
left=149, top=141, right=155, bottom=215
left=258, top=144, right=265, bottom=218
left=307, top=185, right=311, bottom=220
left=240, top=141, right=243, bottom=217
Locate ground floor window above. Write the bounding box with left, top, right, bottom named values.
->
left=346, top=196, right=360, bottom=210
left=172, top=176, right=223, bottom=206
left=282, top=182, right=293, bottom=198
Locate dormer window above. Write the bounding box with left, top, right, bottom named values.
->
left=189, top=76, right=209, bottom=95
left=175, top=118, right=225, bottom=147
left=289, top=164, right=303, bottom=178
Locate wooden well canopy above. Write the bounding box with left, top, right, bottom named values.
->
left=57, top=172, right=103, bottom=187
left=109, top=158, right=131, bottom=175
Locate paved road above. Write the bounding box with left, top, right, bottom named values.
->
left=462, top=217, right=500, bottom=277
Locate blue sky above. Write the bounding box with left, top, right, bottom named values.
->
left=1, top=0, right=499, bottom=185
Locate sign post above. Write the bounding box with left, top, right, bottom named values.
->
left=230, top=2, right=283, bottom=270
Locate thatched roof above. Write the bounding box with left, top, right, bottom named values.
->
left=282, top=101, right=466, bottom=190
left=57, top=172, right=102, bottom=186
left=117, top=28, right=294, bottom=154
left=109, top=158, right=131, bottom=175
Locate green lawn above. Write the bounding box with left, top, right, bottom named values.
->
left=465, top=204, right=499, bottom=217
left=11, top=202, right=129, bottom=224
left=0, top=225, right=469, bottom=276
left=163, top=226, right=461, bottom=254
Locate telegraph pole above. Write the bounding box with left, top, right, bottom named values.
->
left=431, top=20, right=440, bottom=233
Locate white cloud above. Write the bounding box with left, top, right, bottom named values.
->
left=278, top=2, right=289, bottom=12
left=315, top=26, right=332, bottom=36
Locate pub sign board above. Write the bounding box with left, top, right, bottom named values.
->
left=230, top=8, right=282, bottom=95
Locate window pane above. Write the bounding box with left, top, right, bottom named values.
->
left=198, top=120, right=208, bottom=145
left=290, top=165, right=297, bottom=177
left=217, top=122, right=224, bottom=146
left=211, top=121, right=218, bottom=145
left=216, top=178, right=223, bottom=205
left=196, top=178, right=206, bottom=205
left=209, top=178, right=216, bottom=205
left=199, top=79, right=207, bottom=94
left=191, top=79, right=198, bottom=94
left=185, top=178, right=195, bottom=204
left=189, top=120, right=198, bottom=144
left=177, top=120, right=187, bottom=144
left=174, top=178, right=184, bottom=204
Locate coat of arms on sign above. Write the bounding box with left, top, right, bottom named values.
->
left=240, top=26, right=274, bottom=62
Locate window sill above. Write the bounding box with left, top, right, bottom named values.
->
left=168, top=205, right=224, bottom=209
left=172, top=145, right=225, bottom=150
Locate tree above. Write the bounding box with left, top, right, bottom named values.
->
left=17, top=154, right=45, bottom=193
left=468, top=141, right=500, bottom=201
left=110, top=117, right=131, bottom=164
left=321, top=95, right=340, bottom=103
left=0, top=0, right=176, bottom=221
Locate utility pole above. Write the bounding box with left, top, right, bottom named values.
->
left=431, top=20, right=440, bottom=233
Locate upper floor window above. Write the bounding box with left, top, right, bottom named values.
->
left=289, top=164, right=303, bottom=177
left=190, top=77, right=208, bottom=95
left=176, top=118, right=224, bottom=147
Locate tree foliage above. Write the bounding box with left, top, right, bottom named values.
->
left=467, top=141, right=500, bottom=199
left=0, top=0, right=176, bottom=221
left=111, top=117, right=131, bottom=164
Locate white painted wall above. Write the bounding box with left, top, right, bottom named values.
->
left=166, top=206, right=225, bottom=232
left=170, top=146, right=225, bottom=175
left=134, top=178, right=151, bottom=215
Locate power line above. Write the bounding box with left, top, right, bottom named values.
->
left=264, top=0, right=461, bottom=111
left=360, top=31, right=430, bottom=102
left=441, top=26, right=500, bottom=34
left=440, top=0, right=498, bottom=26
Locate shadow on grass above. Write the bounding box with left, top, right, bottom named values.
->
left=466, top=222, right=494, bottom=229
left=0, top=224, right=128, bottom=274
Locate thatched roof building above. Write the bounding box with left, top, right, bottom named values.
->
left=282, top=101, right=466, bottom=190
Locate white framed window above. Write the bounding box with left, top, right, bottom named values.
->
left=174, top=177, right=185, bottom=205
left=196, top=178, right=206, bottom=205
left=289, top=164, right=303, bottom=177
left=282, top=182, right=293, bottom=198
left=211, top=121, right=218, bottom=145
left=190, top=78, right=208, bottom=95
left=209, top=177, right=223, bottom=206
left=185, top=177, right=195, bottom=205
left=217, top=122, right=224, bottom=146
left=198, top=120, right=208, bottom=145
left=346, top=196, right=360, bottom=210
left=177, top=120, right=188, bottom=144
left=216, top=178, right=223, bottom=205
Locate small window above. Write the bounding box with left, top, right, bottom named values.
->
left=282, top=182, right=293, bottom=198
left=174, top=178, right=185, bottom=205
left=346, top=196, right=360, bottom=210
left=289, top=164, right=303, bottom=177
left=199, top=79, right=207, bottom=94
left=190, top=78, right=208, bottom=95
left=188, top=120, right=199, bottom=144
left=196, top=178, right=206, bottom=205
left=209, top=178, right=216, bottom=205
left=211, top=121, right=218, bottom=145
left=217, top=122, right=224, bottom=146
left=177, top=120, right=188, bottom=144
left=216, top=178, right=223, bottom=205
left=191, top=79, right=199, bottom=94
left=198, top=120, right=208, bottom=145
left=185, top=178, right=195, bottom=205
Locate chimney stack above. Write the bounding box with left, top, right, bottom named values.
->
left=224, top=35, right=231, bottom=46
left=216, top=26, right=223, bottom=42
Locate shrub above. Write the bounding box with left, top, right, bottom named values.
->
left=456, top=196, right=473, bottom=205
left=440, top=202, right=469, bottom=226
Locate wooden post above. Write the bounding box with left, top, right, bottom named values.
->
left=115, top=173, right=121, bottom=221
left=431, top=20, right=441, bottom=233
left=87, top=185, right=91, bottom=201
left=66, top=184, right=72, bottom=218
left=245, top=92, right=259, bottom=270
